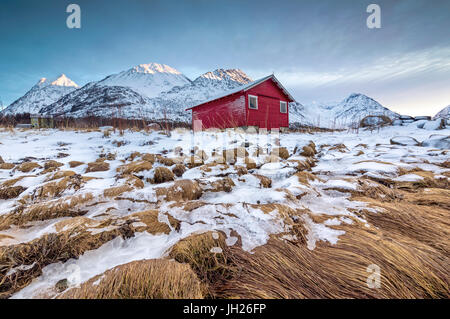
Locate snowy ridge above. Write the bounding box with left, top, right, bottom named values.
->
left=43, top=67, right=252, bottom=121
left=98, top=62, right=191, bottom=98
left=289, top=93, right=400, bottom=128
left=433, top=105, right=450, bottom=120
left=2, top=75, right=78, bottom=115
left=5, top=64, right=404, bottom=128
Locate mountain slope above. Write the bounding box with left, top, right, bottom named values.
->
left=154, top=68, right=252, bottom=119
left=43, top=67, right=252, bottom=121
left=2, top=74, right=78, bottom=115
left=289, top=93, right=400, bottom=128
left=98, top=63, right=191, bottom=98
left=433, top=105, right=450, bottom=120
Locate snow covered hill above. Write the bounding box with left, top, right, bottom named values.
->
left=2, top=74, right=78, bottom=115
left=433, top=105, right=450, bottom=120
left=43, top=67, right=252, bottom=121
left=4, top=65, right=401, bottom=128
left=289, top=93, right=400, bottom=128
left=98, top=63, right=191, bottom=98
left=154, top=68, right=252, bottom=119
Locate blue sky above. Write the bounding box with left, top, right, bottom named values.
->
left=0, top=0, right=449, bottom=116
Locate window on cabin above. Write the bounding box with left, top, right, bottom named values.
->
left=248, top=95, right=258, bottom=109
left=280, top=101, right=287, bottom=113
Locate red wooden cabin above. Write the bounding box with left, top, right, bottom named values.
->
left=186, top=75, right=295, bottom=130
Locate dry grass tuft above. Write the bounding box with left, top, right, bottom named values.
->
left=299, top=146, right=315, bottom=157
left=16, top=162, right=41, bottom=173
left=172, top=164, right=186, bottom=177
left=58, top=259, right=205, bottom=299
left=141, top=153, right=156, bottom=163
left=85, top=161, right=110, bottom=173
left=155, top=180, right=202, bottom=202
left=169, top=231, right=236, bottom=296
left=272, top=147, right=290, bottom=160
left=153, top=167, right=175, bottom=183
left=68, top=161, right=84, bottom=168
left=0, top=163, right=15, bottom=170
left=0, top=223, right=135, bottom=298
left=44, top=160, right=64, bottom=170
left=295, top=172, right=321, bottom=185
left=103, top=185, right=133, bottom=198
left=117, top=160, right=152, bottom=175
left=130, top=210, right=173, bottom=234
left=253, top=174, right=272, bottom=188
left=0, top=193, right=93, bottom=230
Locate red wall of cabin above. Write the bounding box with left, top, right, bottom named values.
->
left=190, top=78, right=290, bottom=130
left=245, top=80, right=289, bottom=129
left=191, top=93, right=246, bottom=130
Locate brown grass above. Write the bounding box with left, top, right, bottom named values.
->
left=0, top=193, right=93, bottom=230
left=0, top=163, right=15, bottom=170
left=117, top=160, right=152, bottom=175
left=16, top=162, right=41, bottom=173
left=153, top=167, right=175, bottom=183
left=168, top=231, right=236, bottom=296
left=44, top=160, right=64, bottom=170
left=253, top=174, right=272, bottom=188
left=103, top=185, right=133, bottom=198
left=272, top=147, right=290, bottom=160
left=68, top=161, right=84, bottom=168
left=129, top=210, right=172, bottom=235
left=85, top=161, right=110, bottom=173
left=58, top=259, right=205, bottom=299
left=172, top=164, right=186, bottom=177
left=155, top=180, right=202, bottom=202
left=0, top=222, right=135, bottom=298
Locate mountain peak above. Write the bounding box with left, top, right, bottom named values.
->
left=50, top=74, right=79, bottom=88
left=130, top=63, right=182, bottom=75
left=197, top=68, right=252, bottom=84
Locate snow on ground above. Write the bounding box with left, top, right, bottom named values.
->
left=0, top=124, right=449, bottom=298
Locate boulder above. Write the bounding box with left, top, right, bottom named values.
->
left=390, top=136, right=420, bottom=146
left=407, top=119, right=428, bottom=129
left=360, top=115, right=392, bottom=127
left=423, top=119, right=445, bottom=130
left=421, top=135, right=449, bottom=149
left=392, top=119, right=403, bottom=126
left=414, top=116, right=431, bottom=121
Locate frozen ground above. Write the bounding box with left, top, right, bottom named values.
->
left=0, top=125, right=448, bottom=298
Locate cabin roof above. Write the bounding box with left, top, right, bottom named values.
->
left=186, top=74, right=295, bottom=110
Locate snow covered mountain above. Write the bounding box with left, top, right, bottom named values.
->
left=6, top=64, right=400, bottom=128
left=154, top=68, right=252, bottom=118
left=2, top=74, right=78, bottom=115
left=98, top=63, right=191, bottom=98
left=288, top=93, right=400, bottom=128
left=42, top=67, right=252, bottom=121
left=433, top=105, right=450, bottom=120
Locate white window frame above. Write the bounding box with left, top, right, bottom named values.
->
left=248, top=95, right=258, bottom=110
left=280, top=101, right=287, bottom=113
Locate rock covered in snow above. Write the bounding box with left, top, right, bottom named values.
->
left=390, top=136, right=420, bottom=146
left=421, top=135, right=450, bottom=149
left=407, top=119, right=428, bottom=129
left=392, top=119, right=403, bottom=126
left=360, top=115, right=392, bottom=127
left=423, top=119, right=445, bottom=130
left=414, top=116, right=431, bottom=121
